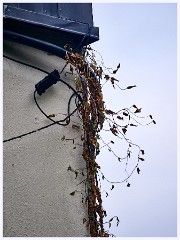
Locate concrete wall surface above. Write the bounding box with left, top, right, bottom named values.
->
left=3, top=40, right=89, bottom=237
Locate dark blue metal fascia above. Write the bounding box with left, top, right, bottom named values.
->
left=3, top=3, right=99, bottom=51
left=3, top=30, right=69, bottom=59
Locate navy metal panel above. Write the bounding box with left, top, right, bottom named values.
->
left=10, top=3, right=93, bottom=22
left=58, top=3, right=93, bottom=25
left=3, top=3, right=99, bottom=52
left=14, top=3, right=59, bottom=17
left=16, top=3, right=44, bottom=14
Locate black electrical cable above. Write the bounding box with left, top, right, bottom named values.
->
left=68, top=91, right=82, bottom=117
left=3, top=55, right=83, bottom=143
left=3, top=55, right=82, bottom=101
left=3, top=34, right=99, bottom=143
left=34, top=90, right=82, bottom=126
left=3, top=30, right=71, bottom=59
left=3, top=106, right=79, bottom=143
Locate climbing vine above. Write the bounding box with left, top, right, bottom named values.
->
left=3, top=41, right=155, bottom=237
left=65, top=44, right=156, bottom=237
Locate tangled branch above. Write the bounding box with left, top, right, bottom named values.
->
left=65, top=45, right=155, bottom=237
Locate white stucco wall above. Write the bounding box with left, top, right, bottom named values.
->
left=3, top=40, right=89, bottom=237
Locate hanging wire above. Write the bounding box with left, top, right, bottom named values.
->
left=56, top=12, right=93, bottom=52
left=3, top=55, right=83, bottom=143
left=3, top=18, right=91, bottom=143
left=76, top=24, right=92, bottom=51
left=34, top=90, right=82, bottom=126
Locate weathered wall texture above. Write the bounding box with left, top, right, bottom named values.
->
left=3, top=40, right=89, bottom=237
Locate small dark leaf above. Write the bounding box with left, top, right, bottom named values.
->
left=116, top=217, right=120, bottom=226
left=67, top=165, right=72, bottom=171
left=123, top=112, right=128, bottom=116
left=110, top=126, right=118, bottom=136
left=96, top=134, right=100, bottom=139
left=102, top=175, right=105, bottom=180
left=137, top=167, right=141, bottom=174
left=111, top=77, right=119, bottom=82
left=117, top=63, right=120, bottom=69
left=48, top=113, right=56, bottom=118
left=104, top=210, right=107, bottom=217
left=149, top=115, right=153, bottom=119
left=113, top=69, right=118, bottom=74
left=70, top=191, right=75, bottom=196
left=140, top=149, right=145, bottom=155
left=127, top=85, right=136, bottom=89
left=122, top=128, right=127, bottom=135
left=153, top=120, right=156, bottom=124
left=61, top=135, right=65, bottom=141
left=117, top=116, right=124, bottom=120
left=111, top=140, right=115, bottom=144
left=104, top=74, right=110, bottom=80
left=127, top=183, right=131, bottom=187
left=106, top=192, right=109, bottom=197
left=75, top=171, right=78, bottom=178
left=134, top=108, right=142, bottom=113
left=130, top=123, right=137, bottom=127
left=105, top=109, right=115, bottom=115
left=139, top=157, right=145, bottom=161
left=111, top=185, right=114, bottom=190
left=96, top=149, right=100, bottom=156
left=133, top=104, right=137, bottom=108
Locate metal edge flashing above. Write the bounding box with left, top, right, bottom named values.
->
left=3, top=4, right=99, bottom=52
